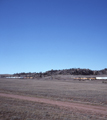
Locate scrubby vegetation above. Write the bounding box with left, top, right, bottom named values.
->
left=0, top=97, right=106, bottom=120
left=1, top=68, right=107, bottom=78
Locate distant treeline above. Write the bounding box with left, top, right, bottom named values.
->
left=1, top=68, right=107, bottom=78
left=12, top=68, right=107, bottom=78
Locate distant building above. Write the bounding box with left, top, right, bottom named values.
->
left=96, top=77, right=107, bottom=80
left=73, top=77, right=107, bottom=80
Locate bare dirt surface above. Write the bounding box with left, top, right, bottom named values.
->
left=0, top=93, right=107, bottom=116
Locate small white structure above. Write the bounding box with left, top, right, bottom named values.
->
left=6, top=77, right=23, bottom=79
left=96, top=77, right=107, bottom=80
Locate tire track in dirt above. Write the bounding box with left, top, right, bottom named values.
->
left=0, top=93, right=107, bottom=116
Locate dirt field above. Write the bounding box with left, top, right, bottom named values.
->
left=0, top=76, right=107, bottom=119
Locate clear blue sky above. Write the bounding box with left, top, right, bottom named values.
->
left=0, top=0, right=107, bottom=74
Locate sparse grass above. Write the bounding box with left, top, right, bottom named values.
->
left=0, top=77, right=107, bottom=120
left=0, top=77, right=107, bottom=105
left=0, top=97, right=106, bottom=120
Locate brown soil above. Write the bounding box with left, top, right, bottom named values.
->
left=0, top=93, right=107, bottom=116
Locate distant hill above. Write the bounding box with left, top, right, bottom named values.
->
left=13, top=68, right=107, bottom=78
left=1, top=68, right=107, bottom=78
